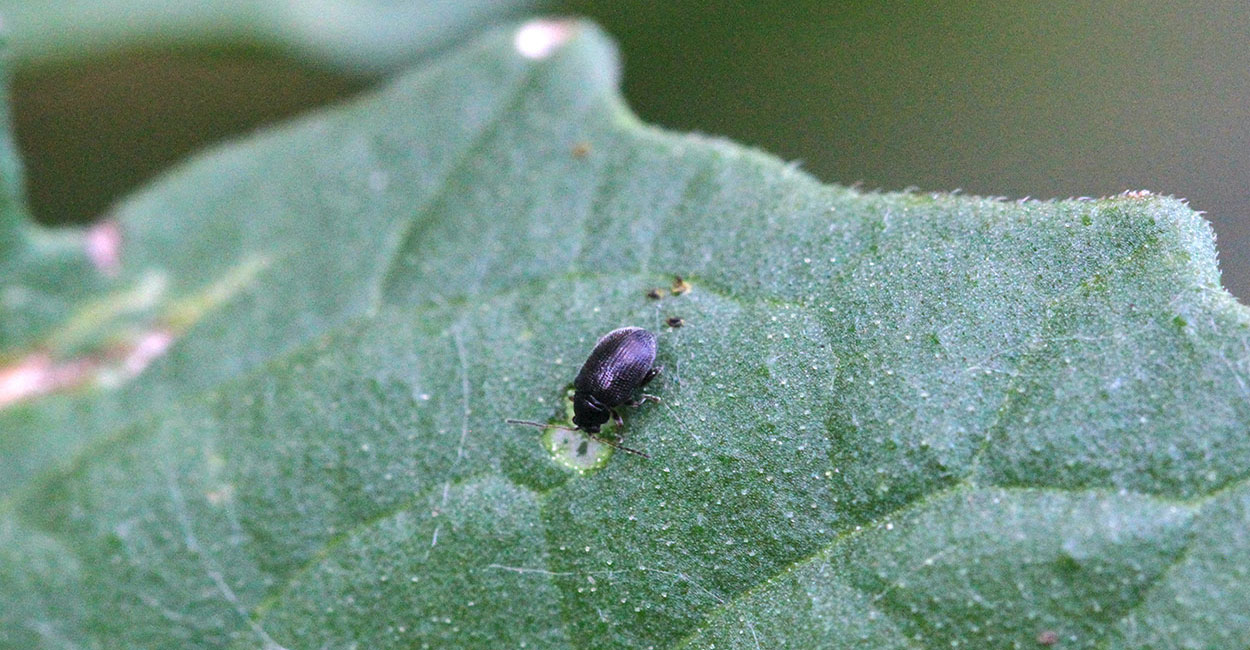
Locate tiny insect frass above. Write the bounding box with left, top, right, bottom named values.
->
left=670, top=275, right=691, bottom=295
left=666, top=316, right=684, bottom=328
left=507, top=327, right=662, bottom=458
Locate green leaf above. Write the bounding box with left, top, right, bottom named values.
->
left=0, top=24, right=113, bottom=366
left=0, top=29, right=25, bottom=255
left=0, top=0, right=539, bottom=72
left=4, top=19, right=1250, bottom=649
left=0, top=33, right=24, bottom=258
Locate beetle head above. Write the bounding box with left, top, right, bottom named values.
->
left=572, top=392, right=610, bottom=433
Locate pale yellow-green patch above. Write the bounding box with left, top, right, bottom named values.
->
left=39, top=272, right=168, bottom=354
left=162, top=254, right=272, bottom=331
left=543, top=426, right=611, bottom=471
left=539, top=388, right=620, bottom=471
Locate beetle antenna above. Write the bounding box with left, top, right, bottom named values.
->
left=505, top=418, right=577, bottom=431
left=584, top=433, right=651, bottom=459
left=504, top=419, right=651, bottom=459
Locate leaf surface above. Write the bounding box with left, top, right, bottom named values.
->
left=2, top=20, right=1249, bottom=649
left=0, top=0, right=539, bottom=71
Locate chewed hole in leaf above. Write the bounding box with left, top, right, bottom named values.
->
left=537, top=387, right=623, bottom=471
left=544, top=426, right=611, bottom=472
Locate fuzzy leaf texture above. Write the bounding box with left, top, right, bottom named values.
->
left=2, top=20, right=1249, bottom=650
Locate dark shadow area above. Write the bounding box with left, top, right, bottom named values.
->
left=12, top=51, right=369, bottom=227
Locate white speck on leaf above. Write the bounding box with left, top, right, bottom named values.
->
left=86, top=219, right=122, bottom=276
left=514, top=19, right=577, bottom=60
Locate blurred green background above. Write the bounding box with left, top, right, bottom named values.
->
left=9, top=1, right=1249, bottom=299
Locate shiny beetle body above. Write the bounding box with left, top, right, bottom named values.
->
left=506, top=326, right=661, bottom=458
left=572, top=327, right=661, bottom=433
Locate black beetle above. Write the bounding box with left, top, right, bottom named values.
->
left=507, top=326, right=662, bottom=458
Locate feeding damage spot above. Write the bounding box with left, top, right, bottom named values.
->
left=530, top=387, right=630, bottom=472
left=513, top=19, right=578, bottom=60
left=103, top=327, right=176, bottom=386
left=0, top=325, right=176, bottom=407
left=544, top=425, right=612, bottom=472
left=0, top=353, right=93, bottom=408
left=0, top=255, right=270, bottom=410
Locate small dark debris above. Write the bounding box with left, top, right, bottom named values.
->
left=571, top=141, right=591, bottom=158
left=671, top=275, right=691, bottom=295
left=1036, top=630, right=1059, bottom=646
left=645, top=288, right=664, bottom=300
left=576, top=439, right=589, bottom=456
left=666, top=316, right=684, bottom=328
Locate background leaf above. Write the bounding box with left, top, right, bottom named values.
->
left=0, top=0, right=539, bottom=72
left=3, top=19, right=1249, bottom=649
left=11, top=1, right=1250, bottom=302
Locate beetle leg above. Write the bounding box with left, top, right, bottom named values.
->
left=625, top=394, right=661, bottom=407
left=639, top=365, right=663, bottom=387
left=611, top=408, right=624, bottom=428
